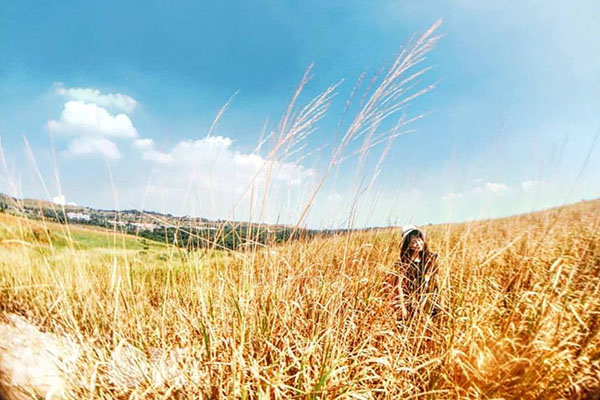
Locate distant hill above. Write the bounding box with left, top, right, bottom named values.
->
left=0, top=193, right=323, bottom=250
left=2, top=193, right=598, bottom=250
left=0, top=211, right=166, bottom=251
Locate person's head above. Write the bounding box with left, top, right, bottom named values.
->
left=400, top=225, right=428, bottom=259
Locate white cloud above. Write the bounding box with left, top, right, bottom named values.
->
left=167, top=136, right=232, bottom=164
left=45, top=87, right=314, bottom=220
left=66, top=137, right=121, bottom=159
left=139, top=135, right=313, bottom=186
left=441, top=192, right=464, bottom=201
left=141, top=148, right=173, bottom=164
left=129, top=134, right=315, bottom=220
left=54, top=83, right=137, bottom=113
left=48, top=101, right=138, bottom=139
left=521, top=179, right=546, bottom=192
left=134, top=138, right=175, bottom=163
left=133, top=138, right=155, bottom=150
left=443, top=181, right=510, bottom=202
left=473, top=182, right=510, bottom=196
left=485, top=182, right=510, bottom=195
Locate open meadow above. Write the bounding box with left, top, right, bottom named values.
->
left=0, top=199, right=599, bottom=398
left=1, top=5, right=600, bottom=399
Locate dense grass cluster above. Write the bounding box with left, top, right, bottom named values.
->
left=0, top=199, right=599, bottom=398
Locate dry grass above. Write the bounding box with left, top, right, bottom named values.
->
left=0, top=199, right=599, bottom=398
left=1, top=21, right=600, bottom=399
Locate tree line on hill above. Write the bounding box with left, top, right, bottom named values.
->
left=137, top=224, right=323, bottom=250
left=0, top=193, right=341, bottom=250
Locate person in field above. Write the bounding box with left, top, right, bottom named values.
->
left=391, top=225, right=441, bottom=319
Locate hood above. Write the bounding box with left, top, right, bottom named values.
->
left=401, top=224, right=425, bottom=243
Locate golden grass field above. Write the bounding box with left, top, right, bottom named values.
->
left=0, top=199, right=599, bottom=399
left=1, top=21, right=599, bottom=399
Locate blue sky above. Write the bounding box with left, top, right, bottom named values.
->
left=1, top=0, right=599, bottom=228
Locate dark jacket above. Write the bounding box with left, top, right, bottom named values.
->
left=394, top=252, right=439, bottom=297
left=392, top=252, right=441, bottom=316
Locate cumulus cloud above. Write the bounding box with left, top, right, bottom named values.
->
left=139, top=135, right=313, bottom=186
left=54, top=83, right=137, bottom=113
left=521, top=179, right=546, bottom=192
left=141, top=148, right=173, bottom=164
left=48, top=100, right=138, bottom=159
left=160, top=136, right=232, bottom=164
left=473, top=182, right=510, bottom=196
left=48, top=101, right=138, bottom=139
left=129, top=134, right=315, bottom=220
left=442, top=181, right=511, bottom=202
left=46, top=85, right=314, bottom=219
left=138, top=136, right=229, bottom=165
left=133, top=138, right=155, bottom=150
left=66, top=137, right=121, bottom=159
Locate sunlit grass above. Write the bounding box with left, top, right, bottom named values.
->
left=0, top=200, right=599, bottom=398
left=1, top=20, right=599, bottom=399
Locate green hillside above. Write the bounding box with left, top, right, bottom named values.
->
left=0, top=212, right=166, bottom=251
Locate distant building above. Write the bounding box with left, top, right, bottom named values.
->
left=52, top=195, right=66, bottom=205
left=67, top=212, right=90, bottom=221
left=132, top=222, right=156, bottom=232
left=108, top=220, right=127, bottom=227
left=53, top=195, right=77, bottom=207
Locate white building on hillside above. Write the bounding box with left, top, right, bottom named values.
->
left=67, top=212, right=91, bottom=221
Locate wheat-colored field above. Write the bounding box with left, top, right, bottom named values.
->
left=1, top=20, right=599, bottom=399
left=0, top=199, right=599, bottom=399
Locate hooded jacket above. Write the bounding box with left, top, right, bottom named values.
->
left=394, top=225, right=439, bottom=297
